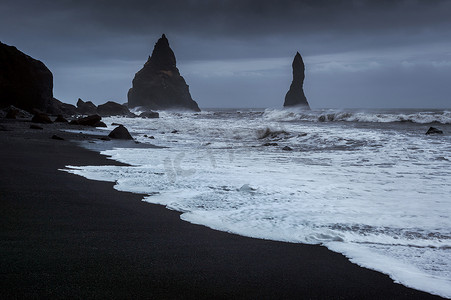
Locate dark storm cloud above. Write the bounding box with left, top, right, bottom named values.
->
left=1, top=0, right=450, bottom=107
left=3, top=0, right=451, bottom=57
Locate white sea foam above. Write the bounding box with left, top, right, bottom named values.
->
left=263, top=108, right=451, bottom=124
left=62, top=109, right=451, bottom=298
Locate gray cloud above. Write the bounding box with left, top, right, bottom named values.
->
left=1, top=0, right=450, bottom=107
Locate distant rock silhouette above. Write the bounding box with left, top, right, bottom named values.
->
left=284, top=52, right=310, bottom=109
left=0, top=41, right=53, bottom=113
left=97, top=101, right=135, bottom=117
left=76, top=98, right=97, bottom=115
left=70, top=114, right=104, bottom=127
left=426, top=127, right=443, bottom=135
left=51, top=98, right=77, bottom=116
left=128, top=34, right=200, bottom=112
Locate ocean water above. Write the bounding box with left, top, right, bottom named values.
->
left=63, top=108, right=451, bottom=298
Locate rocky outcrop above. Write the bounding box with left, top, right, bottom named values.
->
left=32, top=112, right=53, bottom=124
left=97, top=101, right=135, bottom=117
left=51, top=98, right=77, bottom=116
left=108, top=125, right=133, bottom=140
left=0, top=41, right=54, bottom=113
left=128, top=34, right=200, bottom=112
left=139, top=111, right=159, bottom=118
left=3, top=105, right=32, bottom=119
left=426, top=127, right=443, bottom=135
left=283, top=52, right=310, bottom=109
left=70, top=114, right=104, bottom=127
left=76, top=98, right=97, bottom=115
left=54, top=115, right=68, bottom=123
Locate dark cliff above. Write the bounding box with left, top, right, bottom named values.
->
left=0, top=41, right=53, bottom=112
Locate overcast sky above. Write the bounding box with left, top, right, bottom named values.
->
left=1, top=0, right=450, bottom=109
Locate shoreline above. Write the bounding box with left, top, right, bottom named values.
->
left=0, top=119, right=444, bottom=299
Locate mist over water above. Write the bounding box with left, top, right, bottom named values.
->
left=63, top=108, right=451, bottom=298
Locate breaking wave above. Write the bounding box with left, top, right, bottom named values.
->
left=263, top=109, right=451, bottom=124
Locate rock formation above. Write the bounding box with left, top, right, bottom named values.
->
left=426, top=127, right=443, bottom=135
left=139, top=111, right=159, bottom=118
left=283, top=52, right=310, bottom=109
left=108, top=125, right=133, bottom=140
left=97, top=101, right=135, bottom=117
left=32, top=112, right=53, bottom=124
left=51, top=98, right=77, bottom=116
left=76, top=98, right=97, bottom=115
left=70, top=114, right=105, bottom=127
left=0, top=41, right=54, bottom=113
left=128, top=34, right=200, bottom=112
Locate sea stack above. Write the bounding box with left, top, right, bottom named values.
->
left=0, top=41, right=53, bottom=112
left=128, top=34, right=200, bottom=112
left=283, top=52, right=310, bottom=109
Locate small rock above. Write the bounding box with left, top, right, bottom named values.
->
left=111, top=122, right=122, bottom=126
left=426, top=127, right=443, bottom=135
left=94, top=121, right=107, bottom=128
left=30, top=124, right=43, bottom=130
left=282, top=146, right=293, bottom=151
left=148, top=136, right=155, bottom=139
left=238, top=184, right=256, bottom=192
left=263, top=142, right=278, bottom=146
left=5, top=107, right=19, bottom=119
left=70, top=114, right=102, bottom=126
left=171, top=130, right=178, bottom=134
left=139, top=111, right=159, bottom=118
left=32, top=112, right=53, bottom=124
left=51, top=134, right=64, bottom=140
left=54, top=115, right=68, bottom=123
left=108, top=125, right=133, bottom=140
left=99, top=137, right=111, bottom=141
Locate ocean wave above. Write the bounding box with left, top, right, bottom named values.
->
left=263, top=109, right=451, bottom=124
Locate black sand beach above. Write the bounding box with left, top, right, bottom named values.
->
left=0, top=120, right=444, bottom=299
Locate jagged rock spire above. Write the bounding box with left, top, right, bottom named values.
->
left=145, top=34, right=176, bottom=70
left=283, top=51, right=310, bottom=109
left=128, top=34, right=200, bottom=112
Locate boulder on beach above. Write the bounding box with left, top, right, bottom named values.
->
left=127, top=34, right=200, bottom=112
left=0, top=41, right=54, bottom=113
left=5, top=106, right=19, bottom=119
left=108, top=125, right=133, bottom=140
left=76, top=98, right=97, bottom=115
left=54, top=115, right=68, bottom=123
left=32, top=112, right=53, bottom=124
left=97, top=101, right=136, bottom=117
left=283, top=52, right=310, bottom=109
left=3, top=105, right=31, bottom=119
left=426, top=127, right=443, bottom=135
left=70, top=114, right=103, bottom=127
